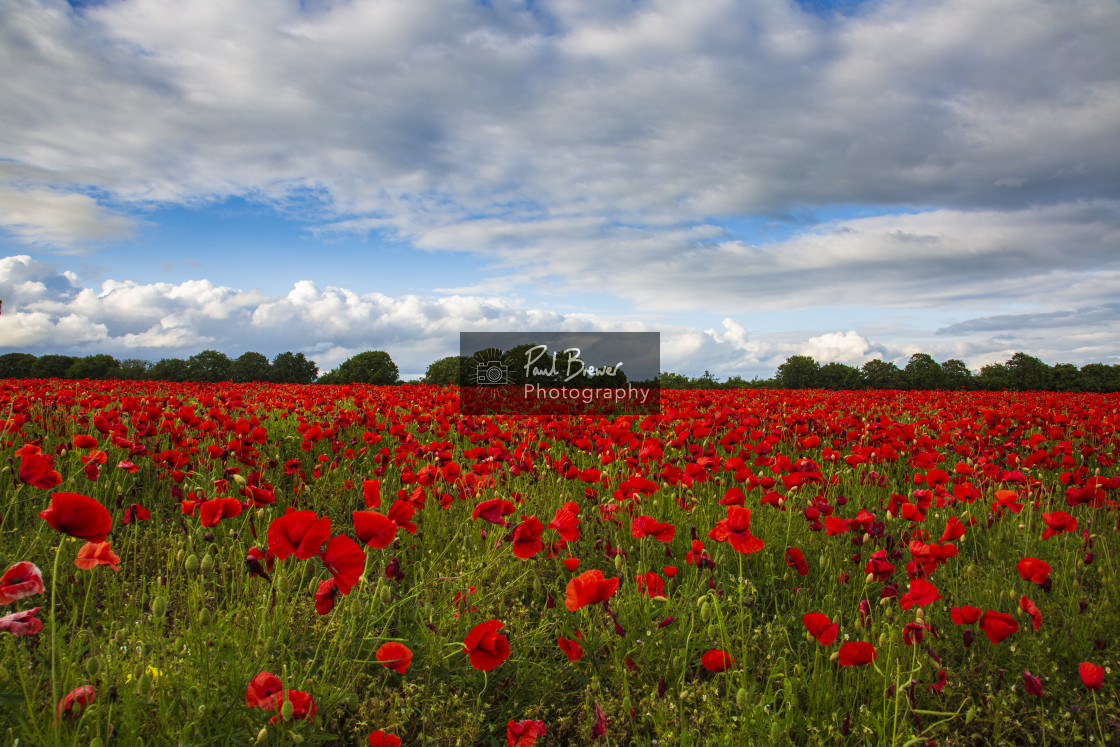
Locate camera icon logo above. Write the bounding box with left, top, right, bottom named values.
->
left=476, top=360, right=510, bottom=385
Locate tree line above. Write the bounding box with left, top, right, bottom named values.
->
left=660, top=352, right=1120, bottom=393
left=1, top=349, right=1118, bottom=392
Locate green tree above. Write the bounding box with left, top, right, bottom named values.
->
left=423, top=356, right=467, bottom=386
left=941, top=359, right=974, bottom=391
left=186, top=350, right=233, bottom=382
left=1050, top=363, right=1082, bottom=392
left=976, top=362, right=1011, bottom=391
left=1005, top=352, right=1051, bottom=391
left=271, top=352, right=318, bottom=384
left=232, top=352, right=272, bottom=383
left=0, top=353, right=37, bottom=378
left=775, top=355, right=820, bottom=389
left=861, top=359, right=904, bottom=390
left=149, top=358, right=190, bottom=382
left=65, top=354, right=121, bottom=380
left=117, top=359, right=152, bottom=380
left=818, top=362, right=864, bottom=390
left=903, top=353, right=944, bottom=390
left=1079, top=363, right=1120, bottom=393
left=319, top=351, right=399, bottom=385
left=30, top=354, right=78, bottom=379
left=659, top=372, right=692, bottom=390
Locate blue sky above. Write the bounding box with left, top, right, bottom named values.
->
left=1, top=0, right=1118, bottom=379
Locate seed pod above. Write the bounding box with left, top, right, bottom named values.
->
left=184, top=553, right=200, bottom=574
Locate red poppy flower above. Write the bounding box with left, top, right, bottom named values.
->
left=1019, top=596, right=1042, bottom=631
left=463, top=619, right=510, bottom=671
left=199, top=497, right=243, bottom=528
left=824, top=516, right=850, bottom=536
left=18, top=448, right=62, bottom=490
left=511, top=516, right=545, bottom=560
left=268, top=689, right=317, bottom=724
left=864, top=550, right=895, bottom=582
left=548, top=507, right=581, bottom=542
left=320, top=534, right=365, bottom=595
left=39, top=492, right=112, bottom=542
left=122, top=503, right=151, bottom=524
left=978, top=610, right=1019, bottom=644
left=663, top=565, right=678, bottom=578
left=1040, top=511, right=1077, bottom=540
left=899, top=579, right=942, bottom=610
left=0, top=607, right=43, bottom=636
left=939, top=516, right=966, bottom=543
left=376, top=642, right=413, bottom=674
left=701, top=649, right=735, bottom=672
left=1023, top=671, right=1044, bottom=698
left=363, top=479, right=382, bottom=509
left=56, top=685, right=95, bottom=721
left=387, top=499, right=417, bottom=534
left=353, top=511, right=398, bottom=549
left=837, top=641, right=877, bottom=666
left=708, top=506, right=765, bottom=555
left=507, top=719, right=547, bottom=747
left=564, top=569, right=620, bottom=612
left=75, top=541, right=121, bottom=571
left=268, top=510, right=331, bottom=561
left=368, top=732, right=401, bottom=747
left=315, top=579, right=340, bottom=615
left=557, top=635, right=584, bottom=662
left=927, top=668, right=947, bottom=695
left=0, top=561, right=44, bottom=605
left=1016, top=557, right=1051, bottom=585
left=634, top=571, right=665, bottom=598
left=473, top=498, right=516, bottom=526
left=73, top=434, right=98, bottom=449
left=950, top=605, right=982, bottom=625
left=1079, top=662, right=1104, bottom=690
left=246, top=671, right=283, bottom=708
left=785, top=547, right=808, bottom=576
left=992, top=490, right=1023, bottom=514
left=562, top=558, right=580, bottom=572
left=802, top=612, right=839, bottom=645
left=631, top=515, right=675, bottom=543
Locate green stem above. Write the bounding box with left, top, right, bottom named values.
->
left=49, top=540, right=63, bottom=742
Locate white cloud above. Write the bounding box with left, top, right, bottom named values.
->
left=0, top=189, right=136, bottom=250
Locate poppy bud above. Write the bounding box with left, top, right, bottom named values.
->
left=915, top=608, right=924, bottom=621
left=85, top=656, right=102, bottom=677
left=90, top=739, right=104, bottom=747
left=614, top=555, right=622, bottom=571
left=256, top=727, right=268, bottom=744
left=184, top=554, right=200, bottom=574
left=138, top=673, right=152, bottom=696
left=829, top=651, right=840, bottom=662
left=277, top=574, right=290, bottom=594
left=198, top=608, right=211, bottom=626
left=533, top=577, right=542, bottom=595
left=879, top=631, right=888, bottom=648
left=736, top=687, right=747, bottom=709
left=700, top=601, right=711, bottom=622
left=281, top=698, right=295, bottom=721
left=200, top=553, right=215, bottom=575
left=380, top=584, right=392, bottom=604
left=152, top=596, right=168, bottom=619
left=176, top=549, right=185, bottom=564
left=0, top=664, right=7, bottom=683
left=290, top=734, right=304, bottom=744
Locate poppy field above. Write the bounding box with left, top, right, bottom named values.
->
left=1, top=380, right=1118, bottom=746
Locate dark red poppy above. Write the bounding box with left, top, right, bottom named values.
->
left=950, top=605, right=982, bottom=625
left=1080, top=662, right=1104, bottom=690
left=557, top=635, right=584, bottom=662
left=864, top=550, right=895, bottom=582
left=701, top=649, right=735, bottom=672
left=802, top=612, right=839, bottom=645
left=73, top=434, right=98, bottom=449
left=472, top=498, right=516, bottom=526
left=565, top=569, right=619, bottom=612
left=978, top=610, right=1019, bottom=644
left=376, top=641, right=413, bottom=674
left=1023, top=671, right=1044, bottom=698
left=320, top=534, right=365, bottom=595
left=507, top=719, right=547, bottom=747
left=18, top=448, right=62, bottom=490
left=837, top=641, right=877, bottom=666
left=368, top=732, right=401, bottom=747
left=1016, top=557, right=1051, bottom=585
left=268, top=510, right=331, bottom=561
left=122, top=503, right=151, bottom=524
left=785, top=547, right=808, bottom=576
left=927, top=669, right=947, bottom=694
left=315, top=579, right=340, bottom=615
left=708, top=505, right=765, bottom=555
left=0, top=606, right=43, bottom=636
left=511, top=516, right=545, bottom=560
left=353, top=511, right=398, bottom=549
left=631, top=515, right=675, bottom=543
left=39, top=492, right=112, bottom=542
left=0, top=561, right=44, bottom=605
left=634, top=571, right=665, bottom=598
left=268, top=689, right=317, bottom=724
left=463, top=619, right=510, bottom=671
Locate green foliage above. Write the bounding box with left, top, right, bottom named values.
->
left=817, top=362, right=864, bottom=391
left=271, top=352, right=318, bottom=384
left=0, top=352, right=37, bottom=378
left=318, top=350, right=399, bottom=385
left=903, top=353, right=944, bottom=390
left=231, top=352, right=272, bottom=383
left=423, top=355, right=465, bottom=386
left=117, top=359, right=153, bottom=381
left=776, top=355, right=821, bottom=389
left=186, top=350, right=233, bottom=382
left=65, top=354, right=121, bottom=380
left=149, top=357, right=190, bottom=382
left=30, top=354, right=78, bottom=379
left=861, top=359, right=904, bottom=390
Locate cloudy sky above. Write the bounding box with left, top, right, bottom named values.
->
left=1, top=0, right=1118, bottom=379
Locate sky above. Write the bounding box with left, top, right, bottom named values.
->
left=1, top=0, right=1118, bottom=380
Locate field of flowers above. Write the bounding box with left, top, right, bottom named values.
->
left=0, top=380, right=1117, bottom=746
